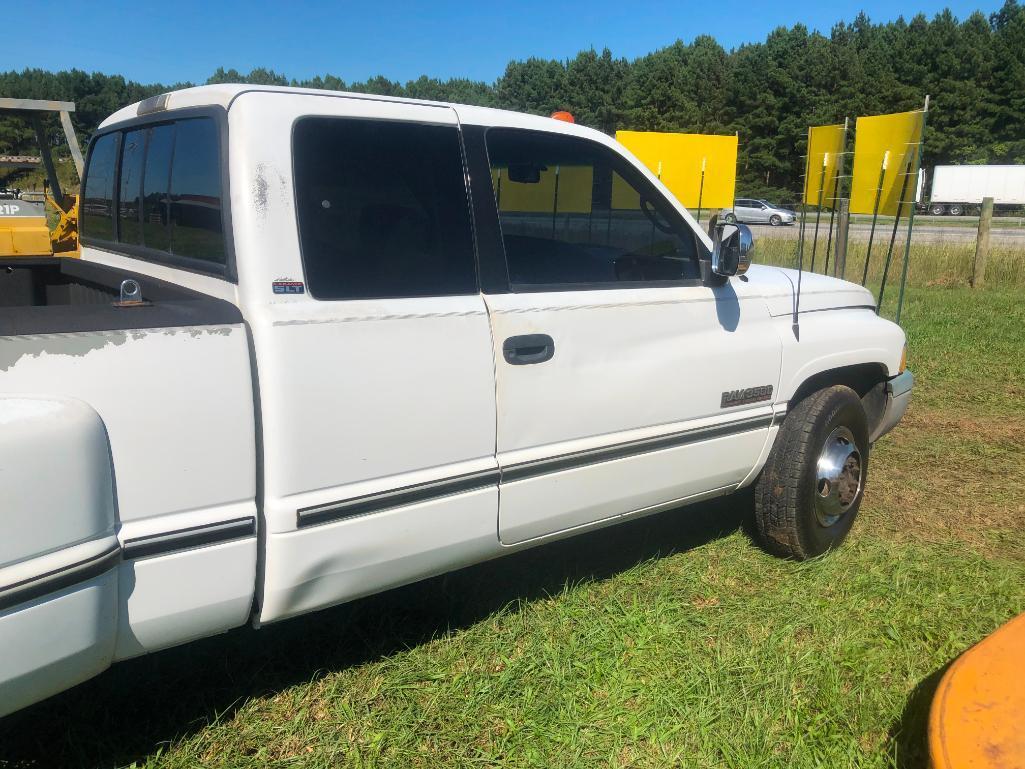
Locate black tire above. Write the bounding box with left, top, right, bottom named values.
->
left=948, top=204, right=964, bottom=216
left=753, top=385, right=869, bottom=560
left=723, top=212, right=737, bottom=224
left=929, top=204, right=946, bottom=216
left=769, top=214, right=782, bottom=226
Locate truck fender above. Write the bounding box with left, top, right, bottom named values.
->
left=0, top=395, right=119, bottom=717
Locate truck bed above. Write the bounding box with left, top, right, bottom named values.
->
left=0, top=258, right=241, bottom=335
left=1, top=255, right=258, bottom=677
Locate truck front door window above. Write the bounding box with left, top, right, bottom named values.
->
left=485, top=128, right=701, bottom=289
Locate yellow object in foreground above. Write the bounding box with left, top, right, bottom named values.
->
left=803, top=123, right=846, bottom=208
left=850, top=110, right=924, bottom=216
left=0, top=196, right=79, bottom=258
left=0, top=203, right=52, bottom=257
left=616, top=131, right=737, bottom=209
left=48, top=194, right=81, bottom=256
left=929, top=611, right=1025, bottom=769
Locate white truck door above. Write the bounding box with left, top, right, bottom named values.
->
left=0, top=397, right=119, bottom=717
left=230, top=95, right=500, bottom=623
left=473, top=127, right=782, bottom=545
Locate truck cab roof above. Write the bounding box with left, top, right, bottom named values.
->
left=100, top=83, right=600, bottom=138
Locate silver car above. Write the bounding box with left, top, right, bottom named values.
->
left=723, top=198, right=796, bottom=226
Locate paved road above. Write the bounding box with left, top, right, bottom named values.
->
left=753, top=220, right=1025, bottom=245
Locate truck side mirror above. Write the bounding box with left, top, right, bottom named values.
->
left=711, top=222, right=754, bottom=277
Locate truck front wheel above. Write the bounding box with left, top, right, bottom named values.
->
left=929, top=203, right=946, bottom=216
left=753, top=385, right=869, bottom=559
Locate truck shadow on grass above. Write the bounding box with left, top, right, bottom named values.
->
left=0, top=494, right=752, bottom=769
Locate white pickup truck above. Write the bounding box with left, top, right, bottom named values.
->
left=0, top=85, right=912, bottom=717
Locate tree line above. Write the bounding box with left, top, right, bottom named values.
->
left=2, top=0, right=1023, bottom=200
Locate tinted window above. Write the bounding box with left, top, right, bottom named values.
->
left=293, top=117, right=477, bottom=300
left=118, top=129, right=146, bottom=246
left=485, top=129, right=701, bottom=288
left=142, top=124, right=174, bottom=252
left=169, top=118, right=224, bottom=264
left=82, top=132, right=119, bottom=241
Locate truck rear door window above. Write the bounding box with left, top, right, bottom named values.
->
left=293, top=117, right=477, bottom=300
left=82, top=132, right=119, bottom=242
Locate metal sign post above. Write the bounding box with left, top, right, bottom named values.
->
left=809, top=152, right=828, bottom=272
left=695, top=157, right=706, bottom=223
left=895, top=96, right=930, bottom=325
left=551, top=165, right=560, bottom=237
left=877, top=158, right=915, bottom=311
left=823, top=118, right=850, bottom=276
left=835, top=198, right=850, bottom=279
left=861, top=151, right=890, bottom=287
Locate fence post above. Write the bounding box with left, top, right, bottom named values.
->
left=706, top=208, right=721, bottom=237
left=834, top=198, right=850, bottom=278
left=972, top=197, right=993, bottom=288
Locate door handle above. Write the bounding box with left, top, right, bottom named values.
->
left=503, top=334, right=555, bottom=365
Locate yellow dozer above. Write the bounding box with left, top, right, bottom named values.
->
left=0, top=98, right=83, bottom=258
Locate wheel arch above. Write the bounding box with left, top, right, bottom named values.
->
left=787, top=362, right=890, bottom=442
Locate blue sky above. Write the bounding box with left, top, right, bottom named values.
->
left=19, top=0, right=1005, bottom=86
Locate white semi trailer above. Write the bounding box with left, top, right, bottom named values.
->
left=925, top=164, right=1025, bottom=215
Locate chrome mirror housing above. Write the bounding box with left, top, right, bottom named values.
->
left=711, top=221, right=754, bottom=277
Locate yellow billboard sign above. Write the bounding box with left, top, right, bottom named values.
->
left=616, top=131, right=738, bottom=209
left=803, top=123, right=846, bottom=208
left=850, top=110, right=924, bottom=216
left=492, top=165, right=593, bottom=214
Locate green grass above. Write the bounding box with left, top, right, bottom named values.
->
left=848, top=214, right=1025, bottom=229
left=1, top=287, right=1023, bottom=769
left=757, top=237, right=1025, bottom=288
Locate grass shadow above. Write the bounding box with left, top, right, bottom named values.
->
left=888, top=662, right=951, bottom=769
left=0, top=494, right=750, bottom=768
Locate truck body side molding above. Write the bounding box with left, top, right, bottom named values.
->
left=0, top=542, right=121, bottom=613
left=121, top=517, right=256, bottom=561
left=297, top=413, right=773, bottom=530
left=501, top=414, right=773, bottom=483
left=297, top=470, right=501, bottom=528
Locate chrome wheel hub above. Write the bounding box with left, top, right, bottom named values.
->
left=814, top=426, right=862, bottom=527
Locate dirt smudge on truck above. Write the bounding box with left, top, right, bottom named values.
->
left=252, top=162, right=288, bottom=221
left=252, top=171, right=269, bottom=216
